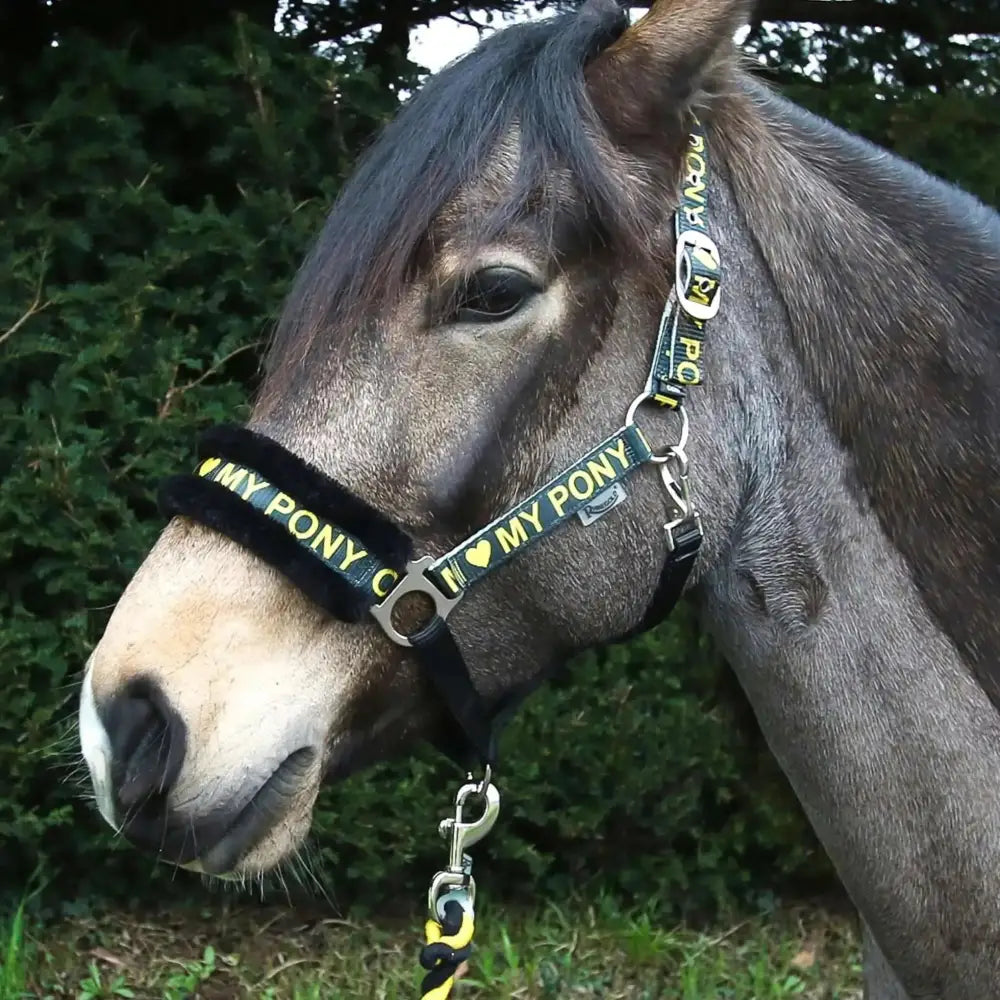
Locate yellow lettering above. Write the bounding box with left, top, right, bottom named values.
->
left=692, top=246, right=720, bottom=273
left=676, top=360, right=700, bottom=384
left=680, top=336, right=701, bottom=362
left=684, top=180, right=706, bottom=204
left=605, top=438, right=630, bottom=472
left=217, top=463, right=246, bottom=491
left=567, top=470, right=595, bottom=501
left=288, top=509, right=319, bottom=540
left=242, top=472, right=269, bottom=501
left=684, top=204, right=706, bottom=229
left=684, top=151, right=707, bottom=205
left=339, top=538, right=368, bottom=571
left=265, top=492, right=295, bottom=517
left=688, top=130, right=705, bottom=154
left=585, top=452, right=616, bottom=489
left=519, top=501, right=542, bottom=534
left=688, top=278, right=717, bottom=307
left=496, top=517, right=529, bottom=554
left=372, top=567, right=399, bottom=598
left=547, top=484, right=569, bottom=517
left=309, top=522, right=344, bottom=560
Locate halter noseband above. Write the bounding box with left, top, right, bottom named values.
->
left=158, top=117, right=720, bottom=771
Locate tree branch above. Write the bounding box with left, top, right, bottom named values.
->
left=297, top=1, right=998, bottom=60
left=630, top=1, right=1000, bottom=40
left=1, top=264, right=50, bottom=349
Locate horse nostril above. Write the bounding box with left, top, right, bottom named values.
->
left=100, top=679, right=187, bottom=813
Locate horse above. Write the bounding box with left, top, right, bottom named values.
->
left=77, top=0, right=1000, bottom=995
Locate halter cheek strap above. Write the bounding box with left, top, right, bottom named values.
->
left=157, top=116, right=719, bottom=771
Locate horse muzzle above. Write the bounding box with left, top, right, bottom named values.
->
left=79, top=665, right=321, bottom=875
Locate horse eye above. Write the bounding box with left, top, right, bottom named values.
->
left=454, top=267, right=538, bottom=324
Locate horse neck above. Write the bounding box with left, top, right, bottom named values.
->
left=686, top=84, right=1000, bottom=993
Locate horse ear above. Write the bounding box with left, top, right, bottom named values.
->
left=586, top=0, right=753, bottom=136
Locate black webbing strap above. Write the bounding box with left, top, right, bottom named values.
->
left=635, top=519, right=702, bottom=635
left=411, top=617, right=497, bottom=767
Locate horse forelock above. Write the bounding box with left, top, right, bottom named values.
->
left=716, top=77, right=1000, bottom=708
left=260, top=2, right=652, bottom=404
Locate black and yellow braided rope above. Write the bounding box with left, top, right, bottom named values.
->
left=419, top=898, right=475, bottom=999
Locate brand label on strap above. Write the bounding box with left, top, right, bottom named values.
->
left=196, top=458, right=400, bottom=598
left=577, top=483, right=628, bottom=526
left=429, top=425, right=652, bottom=596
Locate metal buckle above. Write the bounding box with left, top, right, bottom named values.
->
left=369, top=555, right=463, bottom=648
left=427, top=770, right=501, bottom=922
left=675, top=230, right=721, bottom=322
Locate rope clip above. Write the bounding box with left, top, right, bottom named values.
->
left=427, top=768, right=500, bottom=922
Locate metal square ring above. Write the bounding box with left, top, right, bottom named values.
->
left=369, top=555, right=464, bottom=647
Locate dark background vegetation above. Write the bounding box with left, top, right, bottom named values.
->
left=1, top=0, right=998, bottom=920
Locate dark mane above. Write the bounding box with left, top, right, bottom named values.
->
left=265, top=0, right=634, bottom=377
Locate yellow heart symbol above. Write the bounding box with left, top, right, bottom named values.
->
left=465, top=539, right=492, bottom=569
left=198, top=457, right=222, bottom=478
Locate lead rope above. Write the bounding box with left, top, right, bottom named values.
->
left=419, top=770, right=500, bottom=999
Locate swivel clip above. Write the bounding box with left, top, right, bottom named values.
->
left=427, top=768, right=501, bottom=923
left=660, top=446, right=701, bottom=552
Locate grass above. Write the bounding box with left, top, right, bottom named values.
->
left=0, top=895, right=863, bottom=999
left=1, top=899, right=27, bottom=1000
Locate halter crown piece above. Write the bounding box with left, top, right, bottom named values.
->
left=159, top=118, right=720, bottom=998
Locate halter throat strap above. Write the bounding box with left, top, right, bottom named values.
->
left=157, top=117, right=720, bottom=771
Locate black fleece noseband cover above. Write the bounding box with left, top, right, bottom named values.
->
left=158, top=425, right=413, bottom=623
left=197, top=424, right=412, bottom=567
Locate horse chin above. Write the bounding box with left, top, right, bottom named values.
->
left=180, top=753, right=319, bottom=878
left=177, top=724, right=419, bottom=880
left=181, top=826, right=309, bottom=880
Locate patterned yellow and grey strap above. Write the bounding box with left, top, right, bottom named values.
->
left=646, top=116, right=722, bottom=409
left=426, top=424, right=653, bottom=598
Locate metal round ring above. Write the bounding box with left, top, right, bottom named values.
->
left=624, top=394, right=690, bottom=462
left=624, top=391, right=649, bottom=429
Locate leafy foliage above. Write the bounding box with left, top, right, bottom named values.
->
left=0, top=22, right=395, bottom=902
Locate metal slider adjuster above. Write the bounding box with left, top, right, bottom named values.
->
left=675, top=230, right=722, bottom=322
left=369, top=555, right=464, bottom=647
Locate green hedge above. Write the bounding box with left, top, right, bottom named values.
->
left=0, top=23, right=375, bottom=903
left=12, top=23, right=995, bottom=918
